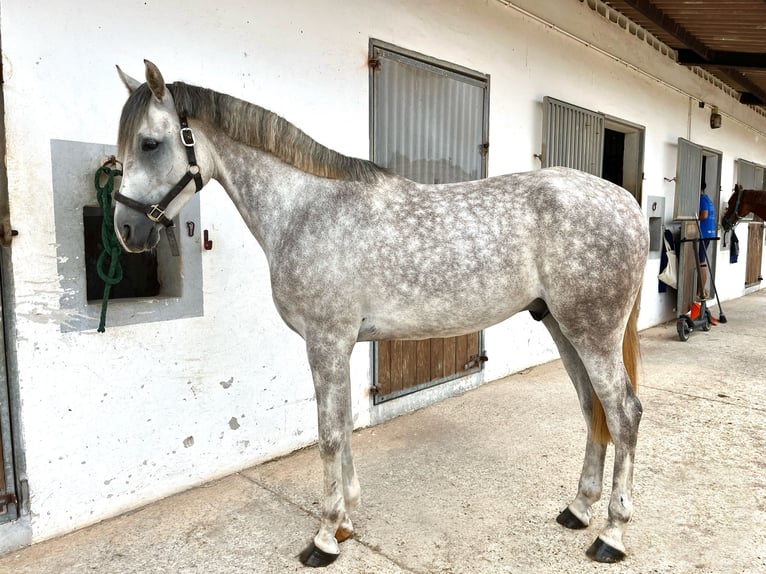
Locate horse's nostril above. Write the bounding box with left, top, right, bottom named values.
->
left=121, top=224, right=131, bottom=242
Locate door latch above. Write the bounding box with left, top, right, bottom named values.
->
left=464, top=352, right=489, bottom=370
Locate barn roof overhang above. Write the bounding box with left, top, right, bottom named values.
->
left=602, top=0, right=766, bottom=111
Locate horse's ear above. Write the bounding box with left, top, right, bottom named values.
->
left=144, top=59, right=166, bottom=102
left=116, top=65, right=142, bottom=94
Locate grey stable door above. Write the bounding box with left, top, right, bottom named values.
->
left=370, top=41, right=489, bottom=403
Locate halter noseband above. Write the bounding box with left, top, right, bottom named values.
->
left=114, top=116, right=204, bottom=228
left=722, top=185, right=744, bottom=231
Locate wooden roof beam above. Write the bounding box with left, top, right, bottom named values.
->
left=614, top=2, right=766, bottom=107
left=720, top=70, right=766, bottom=106
left=739, top=92, right=764, bottom=105
left=616, top=0, right=713, bottom=60
left=678, top=49, right=766, bottom=71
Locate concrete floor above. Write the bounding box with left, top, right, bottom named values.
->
left=1, top=292, right=765, bottom=573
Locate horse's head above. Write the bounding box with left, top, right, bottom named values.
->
left=721, top=184, right=744, bottom=232
left=114, top=60, right=211, bottom=252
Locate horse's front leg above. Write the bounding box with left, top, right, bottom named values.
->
left=299, top=331, right=357, bottom=568
left=324, top=388, right=361, bottom=546
left=336, top=411, right=360, bottom=542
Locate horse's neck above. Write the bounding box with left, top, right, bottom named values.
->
left=209, top=132, right=324, bottom=252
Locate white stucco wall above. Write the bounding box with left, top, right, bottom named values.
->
left=0, top=0, right=764, bottom=546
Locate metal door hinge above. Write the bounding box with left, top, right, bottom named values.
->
left=464, top=352, right=488, bottom=370
left=0, top=216, right=18, bottom=246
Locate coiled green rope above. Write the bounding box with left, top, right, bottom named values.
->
left=94, top=164, right=123, bottom=332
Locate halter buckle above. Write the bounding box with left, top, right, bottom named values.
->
left=147, top=204, right=167, bottom=223
left=180, top=127, right=196, bottom=147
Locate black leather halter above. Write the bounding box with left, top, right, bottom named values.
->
left=721, top=185, right=744, bottom=232
left=114, top=116, right=204, bottom=228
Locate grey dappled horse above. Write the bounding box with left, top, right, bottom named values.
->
left=113, top=61, right=648, bottom=567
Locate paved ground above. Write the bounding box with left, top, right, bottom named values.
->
left=1, top=292, right=765, bottom=573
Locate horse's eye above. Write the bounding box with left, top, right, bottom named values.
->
left=141, top=138, right=159, bottom=152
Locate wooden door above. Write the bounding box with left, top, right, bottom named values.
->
left=677, top=221, right=700, bottom=316
left=376, top=335, right=482, bottom=401
left=0, top=269, right=16, bottom=523
left=0, top=267, right=16, bottom=522
left=745, top=219, right=764, bottom=287
left=0, top=18, right=18, bottom=523
left=370, top=41, right=488, bottom=403
left=0, top=426, right=10, bottom=520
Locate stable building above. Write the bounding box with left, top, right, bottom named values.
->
left=0, top=0, right=764, bottom=553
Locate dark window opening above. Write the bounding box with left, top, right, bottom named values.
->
left=83, top=206, right=160, bottom=301
left=602, top=128, right=625, bottom=187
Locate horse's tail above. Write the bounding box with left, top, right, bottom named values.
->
left=591, top=293, right=641, bottom=445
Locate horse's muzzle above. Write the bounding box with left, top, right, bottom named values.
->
left=115, top=211, right=161, bottom=253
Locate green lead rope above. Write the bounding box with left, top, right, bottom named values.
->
left=94, top=164, right=124, bottom=333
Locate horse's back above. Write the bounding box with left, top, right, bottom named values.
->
left=363, top=166, right=648, bottom=294
left=272, top=167, right=647, bottom=340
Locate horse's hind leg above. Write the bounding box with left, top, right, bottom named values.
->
left=298, top=329, right=358, bottom=567
left=542, top=315, right=607, bottom=530
left=577, top=345, right=642, bottom=563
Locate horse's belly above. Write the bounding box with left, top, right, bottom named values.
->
left=356, top=286, right=532, bottom=342
left=357, top=318, right=495, bottom=341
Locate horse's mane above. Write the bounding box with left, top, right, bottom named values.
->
left=118, top=82, right=385, bottom=183
left=745, top=188, right=766, bottom=201
left=730, top=186, right=766, bottom=208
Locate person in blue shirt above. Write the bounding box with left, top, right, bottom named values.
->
left=698, top=182, right=716, bottom=299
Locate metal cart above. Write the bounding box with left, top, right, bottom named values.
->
left=675, top=220, right=720, bottom=341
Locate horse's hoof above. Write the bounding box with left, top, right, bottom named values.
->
left=299, top=542, right=339, bottom=567
left=335, top=526, right=354, bottom=543
left=556, top=507, right=588, bottom=530
left=586, top=537, right=626, bottom=563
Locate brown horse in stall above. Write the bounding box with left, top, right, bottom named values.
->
left=721, top=184, right=766, bottom=231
